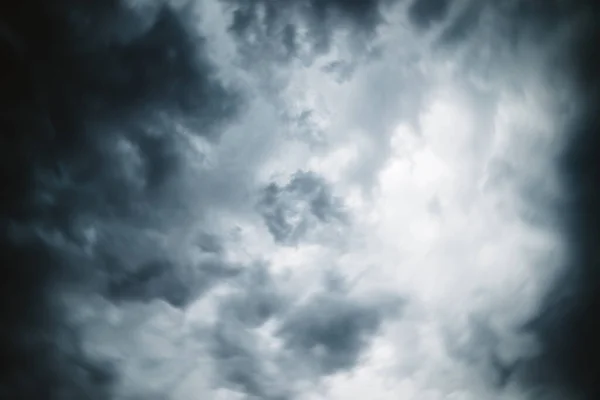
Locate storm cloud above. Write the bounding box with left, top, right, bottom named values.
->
left=408, top=0, right=450, bottom=29
left=258, top=171, right=346, bottom=245
left=277, top=290, right=395, bottom=375
left=1, top=0, right=239, bottom=397
left=226, top=0, right=387, bottom=62
left=2, top=0, right=600, bottom=399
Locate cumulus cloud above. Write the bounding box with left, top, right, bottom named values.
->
left=2, top=0, right=600, bottom=399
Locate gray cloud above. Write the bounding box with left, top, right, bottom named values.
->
left=225, top=0, right=391, bottom=65
left=277, top=291, right=392, bottom=375
left=442, top=314, right=530, bottom=390
left=206, top=267, right=401, bottom=397
left=258, top=171, right=346, bottom=245
left=437, top=0, right=484, bottom=45
left=208, top=265, right=290, bottom=399
left=321, top=60, right=356, bottom=83
left=1, top=0, right=241, bottom=397
left=408, top=0, right=450, bottom=29
left=106, top=259, right=191, bottom=307
left=3, top=0, right=600, bottom=399
left=211, top=322, right=277, bottom=399
left=216, top=265, right=288, bottom=328
left=104, top=254, right=240, bottom=308
left=427, top=1, right=600, bottom=398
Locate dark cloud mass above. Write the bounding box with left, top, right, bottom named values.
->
left=2, top=0, right=600, bottom=399
left=0, top=0, right=238, bottom=398
left=226, top=0, right=389, bottom=63
left=209, top=270, right=397, bottom=397
left=408, top=0, right=450, bottom=29
left=525, top=3, right=600, bottom=398
left=209, top=266, right=289, bottom=399
left=437, top=0, right=483, bottom=45
left=258, top=171, right=346, bottom=245
left=277, top=292, right=386, bottom=374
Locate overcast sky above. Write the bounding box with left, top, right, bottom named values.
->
left=2, top=1, right=600, bottom=399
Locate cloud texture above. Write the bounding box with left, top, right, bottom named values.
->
left=1, top=0, right=600, bottom=399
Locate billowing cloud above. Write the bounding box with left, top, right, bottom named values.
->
left=258, top=171, right=346, bottom=245
left=277, top=290, right=399, bottom=375
left=2, top=0, right=600, bottom=399
left=226, top=0, right=388, bottom=63
left=1, top=0, right=240, bottom=397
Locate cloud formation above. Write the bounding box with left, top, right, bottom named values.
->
left=2, top=0, right=600, bottom=399
left=408, top=0, right=449, bottom=29
left=258, top=171, right=346, bottom=245
left=226, top=0, right=387, bottom=62
left=1, top=0, right=239, bottom=397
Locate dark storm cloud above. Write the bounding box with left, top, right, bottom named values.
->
left=196, top=231, right=225, bottom=254
left=94, top=224, right=241, bottom=308
left=525, top=8, right=600, bottom=397
left=0, top=0, right=240, bottom=398
left=209, top=265, right=290, bottom=399
left=258, top=171, right=346, bottom=245
left=225, top=0, right=391, bottom=63
left=437, top=0, right=483, bottom=45
left=321, top=60, right=356, bottom=83
left=105, top=255, right=239, bottom=308
left=408, top=0, right=450, bottom=29
left=2, top=0, right=239, bottom=226
left=438, top=0, right=592, bottom=49
left=216, top=264, right=288, bottom=328
left=106, top=259, right=191, bottom=307
left=208, top=268, right=400, bottom=396
left=211, top=322, right=272, bottom=398
left=277, top=291, right=390, bottom=374
left=0, top=235, right=116, bottom=400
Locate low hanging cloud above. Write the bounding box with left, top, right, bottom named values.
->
left=2, top=0, right=600, bottom=399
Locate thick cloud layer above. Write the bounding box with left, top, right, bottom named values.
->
left=1, top=0, right=239, bottom=398
left=521, top=2, right=600, bottom=398
left=2, top=0, right=600, bottom=399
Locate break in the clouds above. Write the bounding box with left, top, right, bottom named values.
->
left=1, top=0, right=600, bottom=399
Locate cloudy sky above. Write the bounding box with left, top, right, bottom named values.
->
left=1, top=1, right=600, bottom=399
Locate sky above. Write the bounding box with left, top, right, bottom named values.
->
left=1, top=1, right=600, bottom=399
